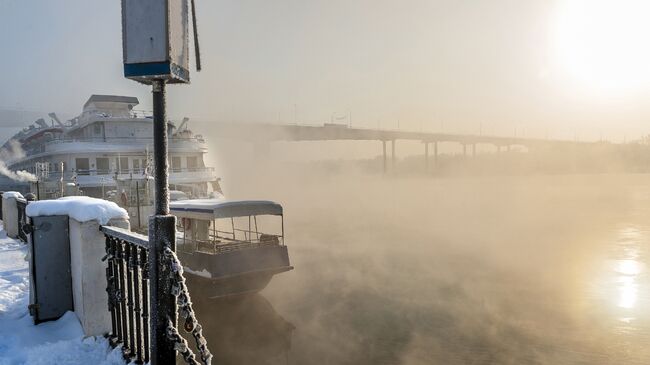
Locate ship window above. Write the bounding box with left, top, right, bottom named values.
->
left=96, top=158, right=109, bottom=175
left=119, top=157, right=129, bottom=173
left=172, top=156, right=181, bottom=172
left=186, top=156, right=197, bottom=169
left=93, top=124, right=101, bottom=135
left=133, top=159, right=140, bottom=172
left=75, top=158, right=89, bottom=175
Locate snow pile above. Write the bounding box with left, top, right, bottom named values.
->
left=0, top=228, right=28, bottom=313
left=1, top=191, right=25, bottom=200
left=26, top=196, right=128, bottom=225
left=0, top=222, right=127, bottom=365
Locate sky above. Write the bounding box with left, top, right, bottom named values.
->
left=2, top=0, right=650, bottom=143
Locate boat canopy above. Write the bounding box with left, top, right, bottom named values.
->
left=170, top=199, right=283, bottom=220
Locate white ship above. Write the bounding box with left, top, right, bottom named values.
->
left=0, top=94, right=220, bottom=202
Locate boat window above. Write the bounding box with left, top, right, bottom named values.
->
left=96, top=158, right=109, bottom=175
left=187, top=156, right=197, bottom=170
left=75, top=158, right=89, bottom=175
left=93, top=124, right=102, bottom=135
left=172, top=156, right=181, bottom=172
left=133, top=159, right=140, bottom=173
left=119, top=157, right=129, bottom=173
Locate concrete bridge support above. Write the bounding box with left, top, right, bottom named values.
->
left=434, top=141, right=438, bottom=167
left=424, top=142, right=429, bottom=172
left=463, top=144, right=467, bottom=157
left=391, top=140, right=396, bottom=171
left=382, top=140, right=387, bottom=174
left=472, top=143, right=476, bottom=157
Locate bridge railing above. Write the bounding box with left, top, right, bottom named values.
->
left=101, top=225, right=212, bottom=365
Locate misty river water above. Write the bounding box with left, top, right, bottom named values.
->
left=193, top=171, right=650, bottom=365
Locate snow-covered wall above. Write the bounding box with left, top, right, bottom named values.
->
left=69, top=217, right=129, bottom=336
left=2, top=192, right=24, bottom=239
left=26, top=196, right=128, bottom=225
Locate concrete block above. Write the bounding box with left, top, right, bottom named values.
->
left=2, top=196, right=20, bottom=239
left=69, top=217, right=130, bottom=336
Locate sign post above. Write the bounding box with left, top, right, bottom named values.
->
left=121, top=1, right=200, bottom=363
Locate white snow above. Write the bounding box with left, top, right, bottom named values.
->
left=183, top=266, right=212, bottom=279
left=1, top=191, right=24, bottom=200
left=0, top=222, right=127, bottom=365
left=26, top=197, right=128, bottom=225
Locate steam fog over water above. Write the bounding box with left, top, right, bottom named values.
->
left=199, top=142, right=650, bottom=364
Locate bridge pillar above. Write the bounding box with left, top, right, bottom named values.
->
left=463, top=143, right=467, bottom=157
left=472, top=143, right=476, bottom=157
left=382, top=140, right=387, bottom=174
left=424, top=142, right=429, bottom=172
left=434, top=141, right=438, bottom=166
left=391, top=140, right=396, bottom=171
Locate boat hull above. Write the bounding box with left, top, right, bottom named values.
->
left=178, top=244, right=293, bottom=298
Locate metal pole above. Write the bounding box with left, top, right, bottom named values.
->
left=148, top=79, right=177, bottom=365
left=152, top=80, right=169, bottom=216
left=136, top=180, right=141, bottom=229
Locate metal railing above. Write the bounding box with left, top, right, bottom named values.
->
left=43, top=136, right=206, bottom=145
left=74, top=166, right=215, bottom=177
left=102, top=226, right=150, bottom=363
left=101, top=225, right=212, bottom=365
left=23, top=135, right=207, bottom=156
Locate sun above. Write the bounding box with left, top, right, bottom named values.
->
left=552, top=0, right=650, bottom=94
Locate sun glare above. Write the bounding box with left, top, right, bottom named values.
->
left=553, top=0, right=650, bottom=94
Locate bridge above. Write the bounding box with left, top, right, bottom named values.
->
left=203, top=122, right=603, bottom=173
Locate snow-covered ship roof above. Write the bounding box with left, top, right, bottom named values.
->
left=83, top=95, right=139, bottom=110
left=170, top=199, right=283, bottom=220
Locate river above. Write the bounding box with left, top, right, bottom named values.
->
left=197, top=171, right=650, bottom=364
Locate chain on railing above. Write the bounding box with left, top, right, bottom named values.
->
left=101, top=225, right=211, bottom=365
left=164, top=247, right=212, bottom=364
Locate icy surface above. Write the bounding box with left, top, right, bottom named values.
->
left=0, top=222, right=126, bottom=365
left=26, top=196, right=128, bottom=225
left=1, top=191, right=24, bottom=200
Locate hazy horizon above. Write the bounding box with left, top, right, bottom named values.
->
left=3, top=0, right=650, bottom=144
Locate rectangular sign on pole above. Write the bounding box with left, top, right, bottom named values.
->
left=122, top=0, right=190, bottom=84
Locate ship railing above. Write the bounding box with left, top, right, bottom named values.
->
left=41, top=136, right=206, bottom=145
left=100, top=225, right=212, bottom=364
left=130, top=109, right=153, bottom=119
left=179, top=235, right=282, bottom=256
left=72, top=167, right=216, bottom=177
